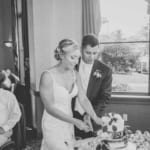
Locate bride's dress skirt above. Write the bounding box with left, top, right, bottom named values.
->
left=40, top=70, right=78, bottom=150
left=41, top=109, right=74, bottom=150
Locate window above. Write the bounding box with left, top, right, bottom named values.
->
left=99, top=0, right=150, bottom=94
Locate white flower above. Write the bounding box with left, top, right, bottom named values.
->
left=93, top=69, right=102, bottom=79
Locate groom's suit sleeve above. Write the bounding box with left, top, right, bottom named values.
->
left=93, top=68, right=112, bottom=116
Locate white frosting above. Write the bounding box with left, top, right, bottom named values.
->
left=102, top=113, right=125, bottom=133
left=74, top=113, right=127, bottom=150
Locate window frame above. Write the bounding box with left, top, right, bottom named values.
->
left=99, top=0, right=150, bottom=102
left=100, top=39, right=150, bottom=96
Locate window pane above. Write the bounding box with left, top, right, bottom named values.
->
left=100, top=0, right=150, bottom=93
left=100, top=0, right=149, bottom=42
left=101, top=43, right=149, bottom=93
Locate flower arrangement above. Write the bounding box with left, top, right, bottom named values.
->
left=128, top=130, right=150, bottom=150
left=73, top=113, right=150, bottom=150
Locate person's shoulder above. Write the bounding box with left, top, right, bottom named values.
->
left=0, top=89, right=16, bottom=99
left=95, top=59, right=112, bottom=72
left=0, top=88, right=12, bottom=95
left=41, top=65, right=57, bottom=78
left=40, top=67, right=57, bottom=86
left=42, top=66, right=56, bottom=74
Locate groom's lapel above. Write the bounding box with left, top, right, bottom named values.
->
left=87, top=60, right=101, bottom=100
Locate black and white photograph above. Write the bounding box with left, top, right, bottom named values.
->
left=0, top=0, right=150, bottom=150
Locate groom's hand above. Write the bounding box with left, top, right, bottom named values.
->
left=83, top=113, right=93, bottom=132
left=74, top=119, right=91, bottom=132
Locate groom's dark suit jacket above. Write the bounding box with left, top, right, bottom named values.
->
left=72, top=59, right=112, bottom=137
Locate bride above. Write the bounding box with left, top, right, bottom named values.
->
left=39, top=39, right=103, bottom=150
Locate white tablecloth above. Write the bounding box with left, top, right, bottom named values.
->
left=74, top=138, right=137, bottom=150
left=110, top=142, right=136, bottom=150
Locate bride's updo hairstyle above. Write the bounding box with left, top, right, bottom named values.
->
left=54, top=39, right=79, bottom=61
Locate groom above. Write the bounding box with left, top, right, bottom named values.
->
left=73, top=34, right=112, bottom=139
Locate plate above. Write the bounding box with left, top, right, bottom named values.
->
left=108, top=143, right=128, bottom=150
left=103, top=136, right=127, bottom=142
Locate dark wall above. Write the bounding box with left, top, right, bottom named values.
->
left=0, top=0, right=15, bottom=71
left=0, top=2, right=5, bottom=68
left=106, top=98, right=150, bottom=132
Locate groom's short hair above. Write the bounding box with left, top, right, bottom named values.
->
left=82, top=34, right=99, bottom=49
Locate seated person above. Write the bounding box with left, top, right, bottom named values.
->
left=2, top=69, right=20, bottom=92
left=0, top=71, right=21, bottom=147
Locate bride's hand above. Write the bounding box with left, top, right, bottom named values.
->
left=74, top=119, right=91, bottom=132
left=94, top=117, right=104, bottom=127
left=83, top=114, right=93, bottom=132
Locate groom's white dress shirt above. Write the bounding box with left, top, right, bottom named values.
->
left=75, top=59, right=93, bottom=115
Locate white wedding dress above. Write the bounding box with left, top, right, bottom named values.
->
left=40, top=70, right=78, bottom=150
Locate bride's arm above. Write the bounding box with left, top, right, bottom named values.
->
left=39, top=72, right=89, bottom=131
left=75, top=71, right=103, bottom=125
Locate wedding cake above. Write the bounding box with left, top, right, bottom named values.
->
left=97, top=112, right=127, bottom=149
left=74, top=113, right=130, bottom=150
left=99, top=112, right=125, bottom=139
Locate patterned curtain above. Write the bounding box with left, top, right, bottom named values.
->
left=82, top=0, right=101, bottom=36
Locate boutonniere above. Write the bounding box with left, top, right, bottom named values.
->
left=93, top=69, right=102, bottom=79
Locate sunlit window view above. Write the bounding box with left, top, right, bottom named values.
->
left=99, top=0, right=149, bottom=93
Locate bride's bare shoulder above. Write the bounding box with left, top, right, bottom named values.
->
left=40, top=68, right=55, bottom=85
left=43, top=65, right=58, bottom=74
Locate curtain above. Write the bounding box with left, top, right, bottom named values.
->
left=145, top=0, right=150, bottom=14
left=82, top=0, right=101, bottom=36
